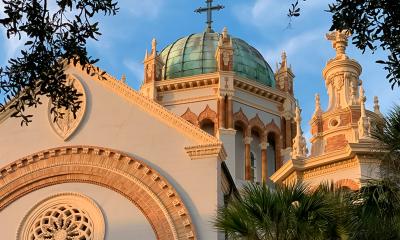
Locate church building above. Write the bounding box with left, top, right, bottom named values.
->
left=0, top=2, right=382, bottom=239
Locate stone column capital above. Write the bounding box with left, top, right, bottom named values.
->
left=260, top=141, right=269, bottom=150
left=243, top=137, right=253, bottom=145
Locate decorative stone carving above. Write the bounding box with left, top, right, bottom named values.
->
left=215, top=27, right=233, bottom=71
left=198, top=105, right=217, bottom=126
left=17, top=192, right=105, bottom=240
left=249, top=114, right=265, bottom=138
left=265, top=119, right=280, bottom=136
left=222, top=51, right=232, bottom=67
left=358, top=86, right=371, bottom=139
left=292, top=106, right=308, bottom=159
left=181, top=108, right=199, bottom=126
left=374, top=96, right=383, bottom=117
left=326, top=30, right=351, bottom=58
left=313, top=93, right=322, bottom=117
left=282, top=98, right=294, bottom=120
left=233, top=108, right=249, bottom=129
left=48, top=75, right=86, bottom=141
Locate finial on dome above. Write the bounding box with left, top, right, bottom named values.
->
left=195, top=0, right=224, bottom=33
left=313, top=93, right=322, bottom=117
left=222, top=26, right=228, bottom=38
left=281, top=51, right=287, bottom=69
left=359, top=85, right=366, bottom=111
left=326, top=30, right=351, bottom=57
left=374, top=96, right=383, bottom=117
left=151, top=38, right=157, bottom=55
left=358, top=86, right=371, bottom=139
left=292, top=104, right=308, bottom=159
left=121, top=74, right=126, bottom=83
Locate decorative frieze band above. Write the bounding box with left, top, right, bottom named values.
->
left=185, top=143, right=227, bottom=161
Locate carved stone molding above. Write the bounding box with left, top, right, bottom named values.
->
left=303, top=158, right=358, bottom=179
left=181, top=108, right=199, bottom=127
left=233, top=108, right=249, bottom=129
left=185, top=143, right=227, bottom=161
left=249, top=114, right=265, bottom=138
left=265, top=119, right=281, bottom=135
left=17, top=192, right=105, bottom=240
left=0, top=146, right=197, bottom=240
left=198, top=105, right=217, bottom=126
left=48, top=74, right=86, bottom=141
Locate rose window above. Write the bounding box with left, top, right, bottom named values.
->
left=29, top=204, right=93, bottom=239
left=17, top=193, right=105, bottom=240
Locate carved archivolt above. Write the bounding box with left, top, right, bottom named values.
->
left=48, top=74, right=86, bottom=141
left=233, top=108, right=249, bottom=130
left=0, top=146, right=197, bottom=240
left=249, top=114, right=265, bottom=139
left=17, top=192, right=105, bottom=240
left=265, top=119, right=281, bottom=136
left=265, top=120, right=282, bottom=169
left=181, top=108, right=199, bottom=127
left=198, top=105, right=217, bottom=126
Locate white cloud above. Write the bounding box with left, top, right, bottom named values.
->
left=123, top=58, right=144, bottom=88
left=262, top=28, right=324, bottom=66
left=122, top=0, right=165, bottom=19
left=233, top=0, right=331, bottom=28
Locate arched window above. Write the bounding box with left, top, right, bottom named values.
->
left=267, top=133, right=276, bottom=176
left=234, top=124, right=245, bottom=180
left=200, top=119, right=215, bottom=136
left=250, top=151, right=257, bottom=182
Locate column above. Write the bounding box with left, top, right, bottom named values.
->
left=218, top=96, right=226, bottom=129
left=260, top=141, right=268, bottom=183
left=226, top=95, right=233, bottom=129
left=244, top=136, right=252, bottom=181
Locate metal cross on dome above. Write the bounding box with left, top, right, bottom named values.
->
left=195, top=0, right=224, bottom=33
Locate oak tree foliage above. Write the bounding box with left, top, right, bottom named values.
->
left=0, top=0, right=118, bottom=125
left=289, top=0, right=400, bottom=89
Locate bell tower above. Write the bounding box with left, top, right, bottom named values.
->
left=140, top=38, right=164, bottom=100
left=275, top=52, right=294, bottom=95
left=310, top=30, right=381, bottom=156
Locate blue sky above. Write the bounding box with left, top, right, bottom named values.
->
left=0, top=0, right=398, bottom=138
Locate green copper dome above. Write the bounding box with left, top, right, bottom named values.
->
left=160, top=32, right=275, bottom=87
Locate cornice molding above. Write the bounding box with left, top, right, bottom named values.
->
left=303, top=158, right=358, bottom=179
left=185, top=143, right=227, bottom=161
left=234, top=77, right=286, bottom=103
left=155, top=73, right=219, bottom=92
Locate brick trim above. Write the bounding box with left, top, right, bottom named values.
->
left=0, top=146, right=197, bottom=240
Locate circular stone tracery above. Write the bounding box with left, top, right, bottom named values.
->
left=17, top=193, right=105, bottom=240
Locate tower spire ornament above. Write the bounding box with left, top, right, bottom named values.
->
left=195, top=0, right=224, bottom=33
left=313, top=93, right=322, bottom=117
left=326, top=30, right=351, bottom=58
left=292, top=105, right=308, bottom=159
left=358, top=86, right=371, bottom=139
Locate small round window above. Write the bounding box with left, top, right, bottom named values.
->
left=329, top=118, right=340, bottom=128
